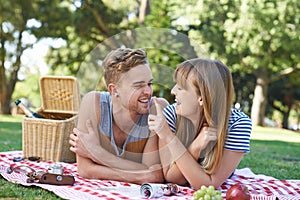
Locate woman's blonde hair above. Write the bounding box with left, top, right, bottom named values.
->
left=174, top=58, right=234, bottom=174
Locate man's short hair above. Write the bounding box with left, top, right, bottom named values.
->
left=103, top=48, right=148, bottom=86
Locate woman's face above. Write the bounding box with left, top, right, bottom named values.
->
left=171, top=73, right=201, bottom=121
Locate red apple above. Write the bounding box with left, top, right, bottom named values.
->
left=226, top=183, right=251, bottom=200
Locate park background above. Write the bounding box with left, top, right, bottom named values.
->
left=1, top=0, right=299, bottom=129
left=0, top=0, right=299, bottom=198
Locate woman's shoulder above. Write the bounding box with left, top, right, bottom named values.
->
left=162, top=103, right=177, bottom=118
left=225, top=109, right=252, bottom=152
left=228, top=109, right=252, bottom=132
left=229, top=109, right=252, bottom=124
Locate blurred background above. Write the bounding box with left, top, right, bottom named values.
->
left=0, top=0, right=299, bottom=130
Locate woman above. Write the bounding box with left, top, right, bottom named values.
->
left=148, top=58, right=252, bottom=189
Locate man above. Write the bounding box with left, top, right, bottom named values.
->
left=69, top=48, right=168, bottom=184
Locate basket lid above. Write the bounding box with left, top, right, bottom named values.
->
left=39, top=76, right=80, bottom=114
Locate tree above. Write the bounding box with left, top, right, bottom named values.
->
left=268, top=72, right=300, bottom=129
left=0, top=0, right=73, bottom=114
left=47, top=0, right=198, bottom=101
left=46, top=0, right=140, bottom=93
left=176, top=0, right=300, bottom=126
left=46, top=0, right=137, bottom=73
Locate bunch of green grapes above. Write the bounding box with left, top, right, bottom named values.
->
left=193, top=185, right=223, bottom=200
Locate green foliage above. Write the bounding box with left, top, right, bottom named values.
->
left=179, top=0, right=300, bottom=125
left=232, top=72, right=256, bottom=115
left=0, top=0, right=75, bottom=114
left=46, top=0, right=137, bottom=77
left=2, top=0, right=299, bottom=126
left=267, top=72, right=300, bottom=127
left=12, top=73, right=42, bottom=108
left=185, top=0, right=300, bottom=74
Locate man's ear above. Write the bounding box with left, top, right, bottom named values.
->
left=108, top=83, right=119, bottom=97
left=198, top=97, right=203, bottom=106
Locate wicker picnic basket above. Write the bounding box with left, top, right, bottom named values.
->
left=22, top=76, right=80, bottom=163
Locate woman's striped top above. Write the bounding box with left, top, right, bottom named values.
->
left=163, top=104, right=252, bottom=153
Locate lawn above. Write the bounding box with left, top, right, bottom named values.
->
left=0, top=114, right=299, bottom=199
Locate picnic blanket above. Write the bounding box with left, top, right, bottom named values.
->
left=0, top=151, right=299, bottom=200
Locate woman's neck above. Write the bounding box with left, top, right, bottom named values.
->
left=188, top=108, right=203, bottom=132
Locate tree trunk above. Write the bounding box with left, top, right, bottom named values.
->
left=139, top=0, right=150, bottom=24
left=282, top=111, right=290, bottom=129
left=251, top=75, right=269, bottom=126
left=282, top=93, right=293, bottom=129
left=0, top=29, right=24, bottom=114
left=0, top=19, right=8, bottom=114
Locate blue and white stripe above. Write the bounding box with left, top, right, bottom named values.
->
left=163, top=104, right=252, bottom=153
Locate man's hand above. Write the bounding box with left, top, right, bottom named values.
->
left=69, top=119, right=100, bottom=159
left=148, top=97, right=168, bottom=138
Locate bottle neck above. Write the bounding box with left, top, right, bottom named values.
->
left=18, top=103, right=34, bottom=118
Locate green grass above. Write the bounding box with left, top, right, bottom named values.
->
left=238, top=126, right=300, bottom=179
left=0, top=116, right=22, bottom=151
left=0, top=115, right=61, bottom=199
left=0, top=114, right=299, bottom=198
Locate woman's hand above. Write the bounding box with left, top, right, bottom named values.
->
left=148, top=98, right=169, bottom=138
left=198, top=126, right=218, bottom=149
left=189, top=125, right=218, bottom=159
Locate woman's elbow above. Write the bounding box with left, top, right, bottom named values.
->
left=191, top=181, right=222, bottom=191
left=151, top=170, right=164, bottom=183
left=164, top=174, right=187, bottom=186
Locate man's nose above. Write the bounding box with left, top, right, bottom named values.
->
left=144, top=85, right=152, bottom=94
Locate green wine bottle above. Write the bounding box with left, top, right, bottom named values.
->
left=15, top=99, right=44, bottom=118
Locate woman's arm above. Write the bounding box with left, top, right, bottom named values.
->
left=150, top=100, right=250, bottom=189
left=142, top=97, right=169, bottom=166
left=159, top=131, right=244, bottom=189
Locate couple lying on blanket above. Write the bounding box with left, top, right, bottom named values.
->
left=68, top=48, right=252, bottom=190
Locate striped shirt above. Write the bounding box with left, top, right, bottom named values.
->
left=163, top=104, right=252, bottom=153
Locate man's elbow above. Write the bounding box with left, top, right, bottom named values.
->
left=76, top=157, right=95, bottom=179
left=77, top=164, right=92, bottom=178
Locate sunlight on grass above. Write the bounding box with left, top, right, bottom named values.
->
left=0, top=114, right=23, bottom=122
left=251, top=126, right=300, bottom=143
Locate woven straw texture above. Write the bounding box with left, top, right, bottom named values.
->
left=22, top=76, right=80, bottom=163
left=22, top=116, right=77, bottom=163
left=40, top=76, right=80, bottom=114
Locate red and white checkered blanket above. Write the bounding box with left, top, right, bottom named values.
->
left=0, top=151, right=299, bottom=200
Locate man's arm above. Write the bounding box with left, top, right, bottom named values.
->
left=71, top=92, right=165, bottom=183
left=77, top=155, right=163, bottom=184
